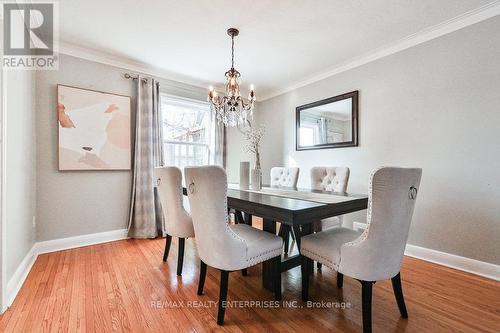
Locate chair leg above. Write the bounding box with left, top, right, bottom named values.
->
left=234, top=210, right=244, bottom=224
left=391, top=272, right=408, bottom=318
left=244, top=213, right=253, bottom=226
left=163, top=234, right=172, bottom=262
left=277, top=224, right=283, bottom=236
left=197, top=261, right=207, bottom=295
left=301, top=255, right=310, bottom=301
left=217, top=270, right=230, bottom=325
left=337, top=272, right=344, bottom=288
left=283, top=226, right=290, bottom=255
left=292, top=225, right=302, bottom=253
left=177, top=238, right=185, bottom=276
left=278, top=224, right=291, bottom=254
left=273, top=256, right=282, bottom=300
left=241, top=269, right=248, bottom=276
left=361, top=281, right=374, bottom=333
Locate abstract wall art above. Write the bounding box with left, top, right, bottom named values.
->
left=57, top=84, right=131, bottom=170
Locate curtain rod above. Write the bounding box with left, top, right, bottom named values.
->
left=123, top=72, right=208, bottom=95
left=124, top=73, right=148, bottom=83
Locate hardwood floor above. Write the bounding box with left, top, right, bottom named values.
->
left=1, top=231, right=499, bottom=332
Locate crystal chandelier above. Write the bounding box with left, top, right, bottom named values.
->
left=208, top=28, right=255, bottom=127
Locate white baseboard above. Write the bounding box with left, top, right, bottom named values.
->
left=5, top=228, right=499, bottom=312
left=350, top=222, right=499, bottom=281
left=405, top=244, right=500, bottom=281
left=352, top=221, right=368, bottom=232
left=6, top=244, right=37, bottom=307
left=6, top=228, right=129, bottom=308
left=35, top=228, right=129, bottom=255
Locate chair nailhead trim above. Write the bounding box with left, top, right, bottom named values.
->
left=247, top=247, right=282, bottom=261
left=343, top=166, right=384, bottom=248
left=301, top=247, right=338, bottom=269
left=223, top=181, right=247, bottom=245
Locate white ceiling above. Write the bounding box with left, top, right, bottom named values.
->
left=58, top=0, right=498, bottom=99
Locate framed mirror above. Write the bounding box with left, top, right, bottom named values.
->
left=296, top=91, right=358, bottom=150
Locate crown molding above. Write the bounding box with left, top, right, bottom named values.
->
left=54, top=2, right=500, bottom=101
left=56, top=41, right=210, bottom=91
left=260, top=1, right=500, bottom=101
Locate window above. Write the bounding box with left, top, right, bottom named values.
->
left=160, top=94, right=216, bottom=169
left=299, top=127, right=315, bottom=146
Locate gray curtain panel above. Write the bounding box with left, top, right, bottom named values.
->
left=210, top=112, right=226, bottom=167
left=152, top=81, right=164, bottom=167
left=128, top=76, right=164, bottom=238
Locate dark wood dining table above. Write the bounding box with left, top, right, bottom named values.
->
left=184, top=184, right=368, bottom=292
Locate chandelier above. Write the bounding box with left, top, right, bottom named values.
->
left=208, top=28, right=255, bottom=127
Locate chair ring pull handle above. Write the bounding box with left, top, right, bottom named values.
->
left=409, top=186, right=418, bottom=200
left=188, top=181, right=195, bottom=194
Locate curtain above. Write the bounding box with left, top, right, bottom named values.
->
left=128, top=76, right=163, bottom=238
left=210, top=112, right=226, bottom=167
left=152, top=81, right=164, bottom=167
left=317, top=117, right=327, bottom=144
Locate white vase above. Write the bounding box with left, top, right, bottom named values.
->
left=239, top=161, right=250, bottom=190
left=251, top=169, right=262, bottom=191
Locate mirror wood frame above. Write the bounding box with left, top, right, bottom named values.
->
left=295, top=90, right=358, bottom=151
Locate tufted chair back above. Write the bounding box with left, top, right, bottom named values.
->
left=155, top=167, right=194, bottom=238
left=339, top=167, right=422, bottom=281
left=310, top=167, right=350, bottom=193
left=270, top=167, right=300, bottom=187
left=184, top=166, right=247, bottom=271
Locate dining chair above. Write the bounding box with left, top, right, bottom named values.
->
left=155, top=166, right=195, bottom=276
left=185, top=165, right=283, bottom=325
left=271, top=167, right=300, bottom=254
left=301, top=167, right=422, bottom=333
left=270, top=167, right=300, bottom=187
left=311, top=166, right=350, bottom=229
left=310, top=166, right=350, bottom=269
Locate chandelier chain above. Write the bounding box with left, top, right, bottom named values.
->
left=231, top=34, right=235, bottom=69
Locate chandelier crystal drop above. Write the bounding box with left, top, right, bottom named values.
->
left=208, top=28, right=255, bottom=127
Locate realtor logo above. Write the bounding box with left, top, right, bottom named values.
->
left=2, top=2, right=58, bottom=69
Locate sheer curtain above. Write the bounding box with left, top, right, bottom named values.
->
left=210, top=112, right=226, bottom=167
left=128, top=76, right=163, bottom=238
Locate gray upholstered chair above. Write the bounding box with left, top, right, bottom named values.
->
left=311, top=166, right=350, bottom=229
left=271, top=167, right=300, bottom=254
left=185, top=165, right=283, bottom=325
left=301, top=167, right=422, bottom=333
left=310, top=166, right=350, bottom=269
left=155, top=167, right=195, bottom=276
left=270, top=166, right=300, bottom=187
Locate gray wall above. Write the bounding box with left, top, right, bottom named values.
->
left=256, top=17, right=500, bottom=264
left=225, top=109, right=263, bottom=183
left=36, top=54, right=205, bottom=241
left=5, top=70, right=36, bottom=280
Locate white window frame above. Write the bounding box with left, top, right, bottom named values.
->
left=159, top=94, right=214, bottom=168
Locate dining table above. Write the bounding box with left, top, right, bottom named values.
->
left=183, top=184, right=368, bottom=292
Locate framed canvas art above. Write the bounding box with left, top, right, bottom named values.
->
left=57, top=84, right=131, bottom=170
